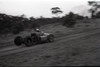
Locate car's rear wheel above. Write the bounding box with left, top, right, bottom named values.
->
left=14, top=36, right=22, bottom=46
left=47, top=35, right=54, bottom=42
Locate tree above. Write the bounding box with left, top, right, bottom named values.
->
left=20, top=14, right=26, bottom=18
left=51, top=7, right=63, bottom=17
left=88, top=1, right=100, bottom=18
left=95, top=11, right=100, bottom=18
left=63, top=12, right=76, bottom=27
left=29, top=17, right=35, bottom=21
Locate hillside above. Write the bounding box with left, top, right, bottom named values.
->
left=0, top=23, right=100, bottom=66
left=0, top=19, right=100, bottom=49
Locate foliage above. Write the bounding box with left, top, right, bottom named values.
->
left=0, top=13, right=62, bottom=34
left=95, top=11, right=100, bottom=18
left=51, top=7, right=63, bottom=17
left=63, top=12, right=77, bottom=27
left=0, top=11, right=85, bottom=34
left=88, top=1, right=100, bottom=18
left=11, top=22, right=24, bottom=34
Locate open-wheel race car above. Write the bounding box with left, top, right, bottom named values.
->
left=14, top=31, right=55, bottom=47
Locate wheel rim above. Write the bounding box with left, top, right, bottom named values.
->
left=26, top=39, right=32, bottom=46
left=49, top=36, right=54, bottom=42
left=14, top=37, right=22, bottom=46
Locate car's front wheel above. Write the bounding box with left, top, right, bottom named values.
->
left=47, top=34, right=54, bottom=42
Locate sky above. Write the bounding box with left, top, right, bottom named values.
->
left=0, top=0, right=98, bottom=18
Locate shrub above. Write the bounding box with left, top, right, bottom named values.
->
left=63, top=12, right=76, bottom=28
left=11, top=23, right=24, bottom=34
left=63, top=18, right=76, bottom=28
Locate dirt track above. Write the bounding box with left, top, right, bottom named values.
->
left=0, top=28, right=100, bottom=66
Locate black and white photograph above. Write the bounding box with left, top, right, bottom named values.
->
left=0, top=0, right=100, bottom=66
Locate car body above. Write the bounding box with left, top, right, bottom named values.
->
left=14, top=32, right=54, bottom=47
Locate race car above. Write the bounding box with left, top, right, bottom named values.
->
left=14, top=32, right=54, bottom=47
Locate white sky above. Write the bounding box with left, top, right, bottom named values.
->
left=0, top=0, right=98, bottom=18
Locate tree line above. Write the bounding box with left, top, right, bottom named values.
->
left=0, top=12, right=87, bottom=35
left=0, top=1, right=100, bottom=35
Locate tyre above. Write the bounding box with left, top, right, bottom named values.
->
left=31, top=33, right=41, bottom=44
left=24, top=37, right=33, bottom=47
left=14, top=36, right=22, bottom=46
left=47, top=34, right=54, bottom=42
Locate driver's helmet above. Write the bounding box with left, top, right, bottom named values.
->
left=35, top=28, right=40, bottom=32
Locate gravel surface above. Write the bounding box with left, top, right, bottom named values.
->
left=0, top=28, right=100, bottom=66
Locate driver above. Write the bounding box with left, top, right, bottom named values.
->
left=34, top=28, right=44, bottom=36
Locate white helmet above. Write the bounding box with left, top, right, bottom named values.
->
left=35, top=28, right=40, bottom=32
